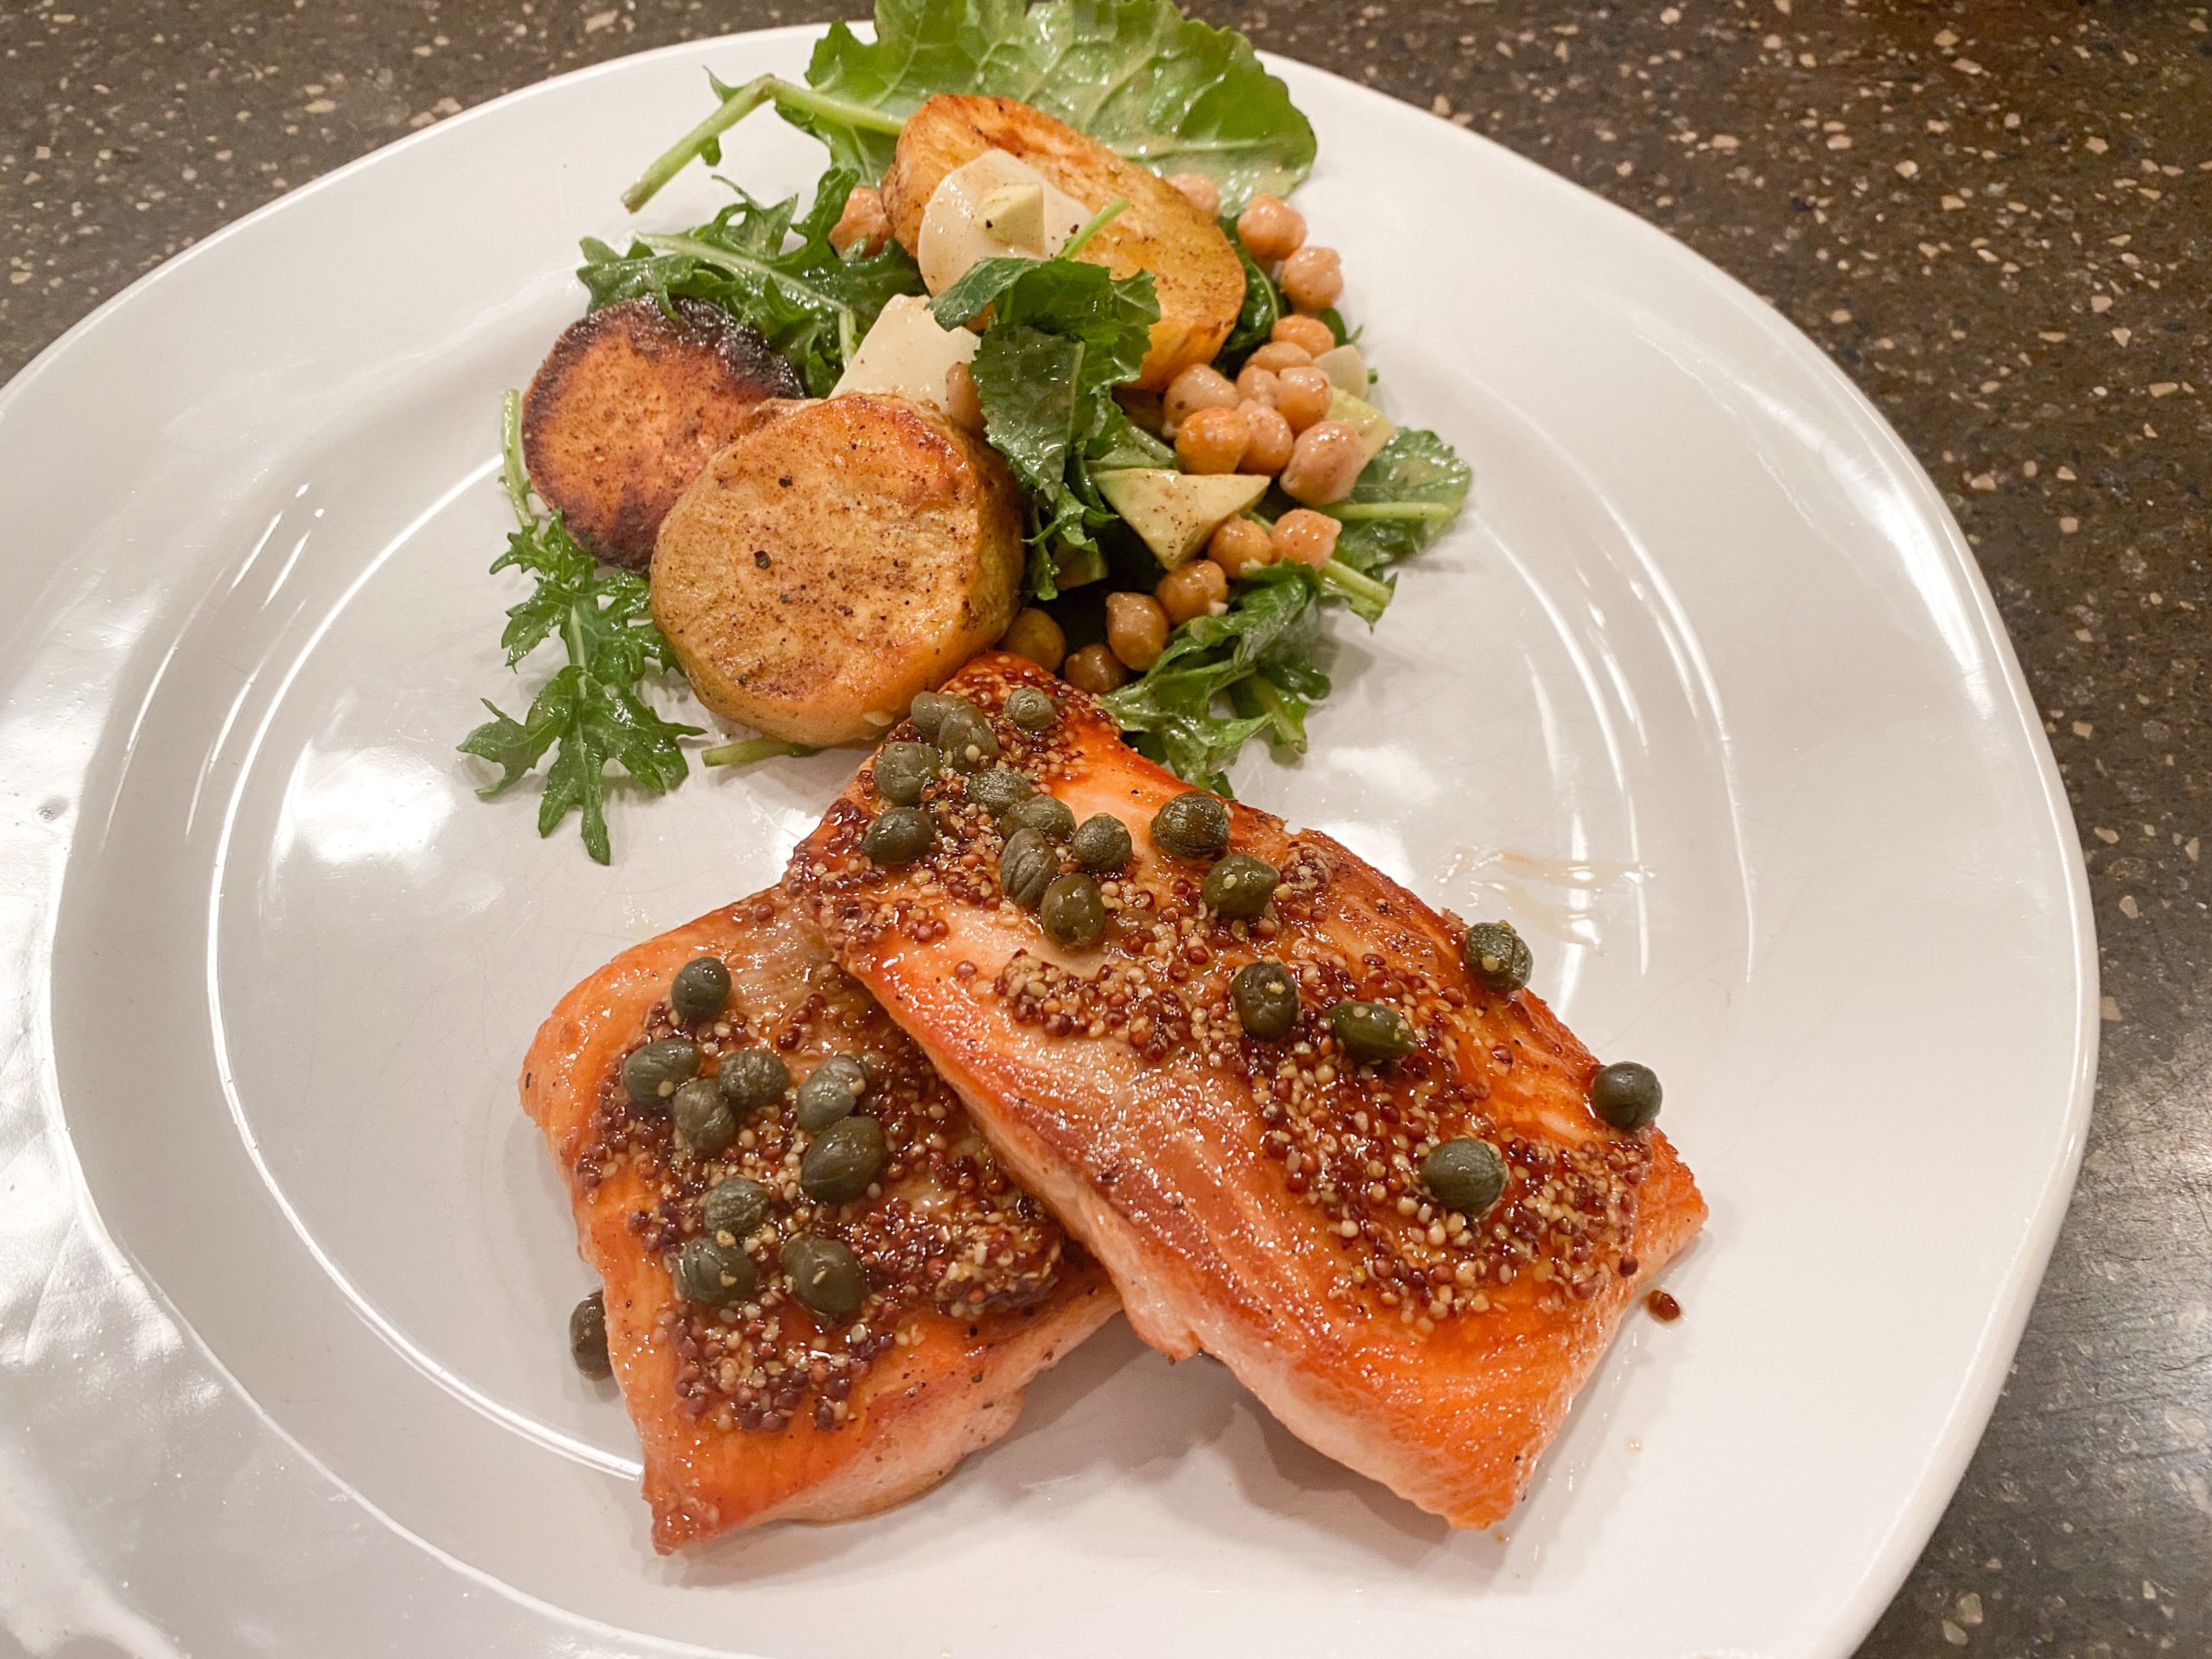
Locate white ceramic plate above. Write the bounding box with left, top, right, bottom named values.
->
left=0, top=28, right=2093, bottom=1659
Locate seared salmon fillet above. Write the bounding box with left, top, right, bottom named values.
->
left=520, top=887, right=1116, bottom=1550
left=784, top=654, right=1706, bottom=1529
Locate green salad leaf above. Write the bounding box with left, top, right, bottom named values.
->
left=1217, top=219, right=1283, bottom=364
left=1325, top=428, right=1476, bottom=571
left=626, top=0, right=1314, bottom=214
left=459, top=395, right=702, bottom=863
left=581, top=167, right=922, bottom=396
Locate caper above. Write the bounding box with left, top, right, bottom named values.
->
left=701, top=1175, right=772, bottom=1242
left=1005, top=686, right=1058, bottom=730
left=908, top=690, right=969, bottom=743
left=964, top=766, right=1033, bottom=817
left=621, top=1037, right=700, bottom=1109
left=800, top=1114, right=887, bottom=1205
left=1151, top=790, right=1230, bottom=861
left=1001, top=792, right=1076, bottom=841
left=672, top=1235, right=757, bottom=1306
left=1591, top=1061, right=1662, bottom=1130
left=1202, top=852, right=1279, bottom=919
left=873, top=741, right=940, bottom=805
left=1461, top=920, right=1533, bottom=995
left=569, top=1289, right=612, bottom=1378
left=861, top=804, right=935, bottom=865
left=1328, top=1000, right=1415, bottom=1065
left=671, top=1077, right=738, bottom=1155
left=1421, top=1137, right=1508, bottom=1217
left=1000, top=827, right=1058, bottom=909
left=1230, top=960, right=1300, bottom=1039
left=717, top=1047, right=789, bottom=1116
left=1067, top=812, right=1132, bottom=871
left=1040, top=873, right=1109, bottom=948
left=796, top=1053, right=870, bottom=1131
left=670, top=956, right=731, bottom=1025
left=936, top=706, right=1000, bottom=772
left=782, top=1235, right=868, bottom=1320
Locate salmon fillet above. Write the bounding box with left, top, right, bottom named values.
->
left=784, top=653, right=1707, bottom=1529
left=520, top=887, right=1117, bottom=1550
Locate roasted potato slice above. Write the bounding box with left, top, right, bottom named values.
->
left=880, top=95, right=1245, bottom=391
left=650, top=395, right=1026, bottom=746
left=521, top=298, right=801, bottom=569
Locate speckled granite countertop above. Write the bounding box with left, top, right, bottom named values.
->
left=6, top=2, right=2208, bottom=1651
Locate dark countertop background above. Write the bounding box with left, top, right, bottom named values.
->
left=5, top=1, right=2207, bottom=1651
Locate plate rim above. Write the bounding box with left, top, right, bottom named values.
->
left=0, top=23, right=2098, bottom=1657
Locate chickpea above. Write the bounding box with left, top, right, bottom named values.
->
left=1165, top=171, right=1220, bottom=219
left=1280, top=420, right=1367, bottom=505
left=1063, top=643, right=1128, bottom=695
left=1002, top=606, right=1066, bottom=673
left=1175, top=404, right=1250, bottom=474
left=1157, top=558, right=1230, bottom=624
left=1270, top=314, right=1338, bottom=356
left=1274, top=365, right=1334, bottom=432
left=1238, top=402, right=1295, bottom=475
left=829, top=186, right=890, bottom=257
left=1271, top=508, right=1343, bottom=568
left=1236, top=194, right=1306, bottom=263
left=1280, top=245, right=1344, bottom=314
left=1162, top=363, right=1239, bottom=434
left=944, top=361, right=985, bottom=433
left=1105, top=591, right=1173, bottom=672
left=1246, top=340, right=1314, bottom=375
left=1235, top=363, right=1282, bottom=406
left=1208, top=516, right=1278, bottom=579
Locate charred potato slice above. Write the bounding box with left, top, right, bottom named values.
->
left=650, top=395, right=1026, bottom=747
left=521, top=297, right=802, bottom=569
left=880, top=95, right=1245, bottom=391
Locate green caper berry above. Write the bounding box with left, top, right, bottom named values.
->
left=569, top=1290, right=612, bottom=1378
left=937, top=707, right=1000, bottom=772
left=671, top=1077, right=738, bottom=1156
left=1421, top=1137, right=1508, bottom=1216
left=1327, top=1000, right=1415, bottom=1065
left=964, top=767, right=1033, bottom=817
left=672, top=1235, right=756, bottom=1306
left=621, top=1037, right=700, bottom=1109
left=1591, top=1061, right=1662, bottom=1130
left=873, top=741, right=940, bottom=806
left=1001, top=792, right=1076, bottom=842
left=1068, top=813, right=1132, bottom=872
left=800, top=1114, right=887, bottom=1205
left=861, top=804, right=936, bottom=865
left=670, top=956, right=731, bottom=1025
left=1151, top=790, right=1230, bottom=861
left=1005, top=686, right=1058, bottom=731
left=1202, top=852, right=1279, bottom=919
left=1461, top=921, right=1533, bottom=995
left=717, top=1047, right=789, bottom=1115
left=1230, top=960, right=1300, bottom=1039
left=782, top=1235, right=868, bottom=1320
left=908, top=690, right=969, bottom=743
left=701, top=1176, right=772, bottom=1243
left=796, top=1053, right=870, bottom=1131
left=1000, top=827, right=1058, bottom=909
left=1039, top=873, right=1109, bottom=948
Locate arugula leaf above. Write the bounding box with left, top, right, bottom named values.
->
left=1217, top=223, right=1282, bottom=364
left=459, top=395, right=702, bottom=863
left=626, top=0, right=1314, bottom=214
left=582, top=167, right=923, bottom=395
left=1324, top=428, right=1474, bottom=572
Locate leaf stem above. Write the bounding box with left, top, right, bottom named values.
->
left=702, top=735, right=818, bottom=767
left=638, top=232, right=859, bottom=316
left=620, top=73, right=905, bottom=213
left=1318, top=557, right=1394, bottom=612
left=1062, top=198, right=1129, bottom=259
left=1322, top=500, right=1459, bottom=522
left=499, top=390, right=533, bottom=527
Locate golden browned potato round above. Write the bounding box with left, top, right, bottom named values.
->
left=650, top=395, right=1027, bottom=747
left=522, top=298, right=802, bottom=569
left=880, top=95, right=1245, bottom=391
